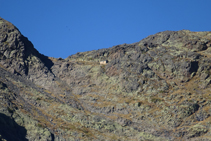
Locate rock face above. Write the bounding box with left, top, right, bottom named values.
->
left=1, top=17, right=211, bottom=140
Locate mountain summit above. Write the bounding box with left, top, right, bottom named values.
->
left=1, top=17, right=211, bottom=140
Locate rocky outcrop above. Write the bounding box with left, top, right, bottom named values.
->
left=1, top=17, right=211, bottom=140
left=0, top=17, right=55, bottom=88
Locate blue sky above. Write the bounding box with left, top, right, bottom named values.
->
left=1, top=0, right=211, bottom=58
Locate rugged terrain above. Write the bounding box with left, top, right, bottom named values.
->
left=1, top=17, right=211, bottom=140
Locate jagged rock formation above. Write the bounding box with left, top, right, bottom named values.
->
left=1, top=17, right=211, bottom=140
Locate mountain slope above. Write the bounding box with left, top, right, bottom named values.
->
left=1, top=17, right=211, bottom=140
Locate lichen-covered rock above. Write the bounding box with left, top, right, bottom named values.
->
left=1, top=17, right=211, bottom=140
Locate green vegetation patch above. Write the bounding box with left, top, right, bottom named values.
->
left=7, top=107, right=13, bottom=113
left=151, top=97, right=162, bottom=103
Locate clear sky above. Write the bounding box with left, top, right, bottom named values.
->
left=1, top=0, right=211, bottom=58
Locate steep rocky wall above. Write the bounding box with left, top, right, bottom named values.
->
left=0, top=17, right=55, bottom=88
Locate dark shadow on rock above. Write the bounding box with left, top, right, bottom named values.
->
left=0, top=113, right=28, bottom=141
left=193, top=103, right=199, bottom=112
left=39, top=54, right=54, bottom=71
left=50, top=132, right=55, bottom=141
left=189, top=61, right=199, bottom=74
left=21, top=35, right=54, bottom=72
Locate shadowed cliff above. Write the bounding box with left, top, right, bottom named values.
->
left=0, top=113, right=28, bottom=141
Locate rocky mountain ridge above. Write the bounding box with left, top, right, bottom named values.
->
left=1, top=17, right=211, bottom=140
